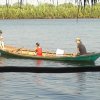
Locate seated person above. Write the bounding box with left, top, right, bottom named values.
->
left=34, top=42, right=42, bottom=56
left=72, top=37, right=87, bottom=57
left=76, top=37, right=87, bottom=55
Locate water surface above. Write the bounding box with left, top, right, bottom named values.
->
left=0, top=19, right=100, bottom=100
left=0, top=19, right=100, bottom=67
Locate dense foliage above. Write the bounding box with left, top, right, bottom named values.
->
left=0, top=3, right=100, bottom=19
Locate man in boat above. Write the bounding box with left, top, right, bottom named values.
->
left=0, top=30, right=4, bottom=49
left=34, top=42, right=42, bottom=56
left=76, top=37, right=87, bottom=55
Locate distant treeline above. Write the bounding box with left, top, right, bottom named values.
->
left=0, top=3, right=100, bottom=19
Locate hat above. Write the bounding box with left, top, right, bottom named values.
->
left=0, top=30, right=2, bottom=34
left=76, top=37, right=81, bottom=44
left=76, top=37, right=81, bottom=41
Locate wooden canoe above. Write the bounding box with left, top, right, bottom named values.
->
left=0, top=45, right=100, bottom=62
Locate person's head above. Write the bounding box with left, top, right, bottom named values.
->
left=36, top=42, right=40, bottom=47
left=76, top=37, right=81, bottom=44
left=0, top=30, right=2, bottom=34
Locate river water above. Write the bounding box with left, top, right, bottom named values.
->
left=0, top=19, right=100, bottom=100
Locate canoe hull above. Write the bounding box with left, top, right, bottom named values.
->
left=0, top=48, right=100, bottom=62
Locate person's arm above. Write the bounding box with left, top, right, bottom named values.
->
left=77, top=45, right=80, bottom=55
left=34, top=47, right=37, bottom=52
left=33, top=47, right=37, bottom=55
left=77, top=47, right=79, bottom=53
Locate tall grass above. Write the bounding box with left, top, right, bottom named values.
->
left=0, top=3, right=100, bottom=19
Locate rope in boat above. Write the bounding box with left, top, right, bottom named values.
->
left=0, top=66, right=100, bottom=73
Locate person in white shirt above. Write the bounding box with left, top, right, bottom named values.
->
left=0, top=30, right=4, bottom=49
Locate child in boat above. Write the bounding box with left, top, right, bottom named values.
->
left=0, top=30, right=4, bottom=49
left=34, top=42, right=42, bottom=56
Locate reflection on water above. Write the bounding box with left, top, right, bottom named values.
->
left=0, top=57, right=5, bottom=65
left=35, top=60, right=43, bottom=67
left=76, top=73, right=86, bottom=94
left=64, top=61, right=96, bottom=67
left=0, top=56, right=96, bottom=67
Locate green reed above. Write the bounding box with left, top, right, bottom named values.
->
left=0, top=3, right=100, bottom=19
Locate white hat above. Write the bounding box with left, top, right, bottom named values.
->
left=76, top=37, right=81, bottom=41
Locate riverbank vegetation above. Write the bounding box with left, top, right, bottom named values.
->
left=0, top=3, right=100, bottom=19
